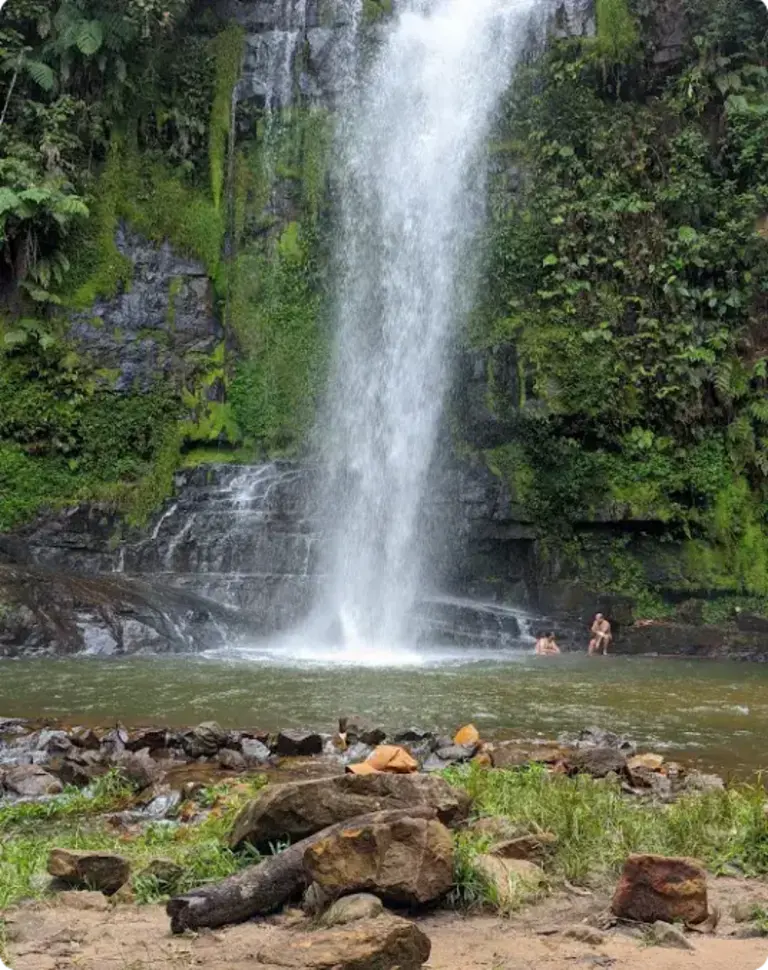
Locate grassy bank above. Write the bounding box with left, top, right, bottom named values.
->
left=2, top=765, right=768, bottom=915
left=0, top=773, right=265, bottom=909
left=447, top=764, right=768, bottom=910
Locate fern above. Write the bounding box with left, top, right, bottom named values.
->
left=75, top=19, right=103, bottom=56
left=23, top=59, right=54, bottom=92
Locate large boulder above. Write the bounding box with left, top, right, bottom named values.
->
left=303, top=816, right=453, bottom=906
left=611, top=854, right=708, bottom=925
left=3, top=764, right=63, bottom=797
left=48, top=848, right=130, bottom=895
left=230, top=772, right=470, bottom=849
left=257, top=915, right=431, bottom=969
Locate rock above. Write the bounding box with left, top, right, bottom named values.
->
left=36, top=729, right=73, bottom=756
left=218, top=748, right=246, bottom=772
left=488, top=742, right=571, bottom=769
left=454, top=724, right=480, bottom=747
left=563, top=924, right=607, bottom=945
left=241, top=738, right=272, bottom=765
left=4, top=764, right=63, bottom=796
left=570, top=747, right=627, bottom=779
left=274, top=729, right=324, bottom=757
left=110, top=883, right=136, bottom=904
left=393, top=729, right=433, bottom=744
left=628, top=753, right=665, bottom=772
left=340, top=716, right=387, bottom=748
left=731, top=899, right=758, bottom=923
left=434, top=744, right=476, bottom=764
left=69, top=726, right=102, bottom=750
left=320, top=893, right=384, bottom=926
left=125, top=727, right=167, bottom=752
left=257, top=914, right=431, bottom=969
left=302, top=881, right=332, bottom=915
left=347, top=762, right=381, bottom=776
left=137, top=858, right=184, bottom=889
left=365, top=745, right=418, bottom=773
left=115, top=750, right=161, bottom=790
left=650, top=920, right=695, bottom=950
left=304, top=816, right=453, bottom=906
left=182, top=722, right=228, bottom=758
left=48, top=848, right=130, bottom=895
left=611, top=854, right=707, bottom=925
left=562, top=727, right=635, bottom=754
left=230, top=772, right=469, bottom=849
left=57, top=890, right=110, bottom=911
left=474, top=855, right=546, bottom=907
left=684, top=771, right=725, bottom=794
left=491, top=833, right=557, bottom=861
left=51, top=754, right=104, bottom=788
left=468, top=816, right=518, bottom=841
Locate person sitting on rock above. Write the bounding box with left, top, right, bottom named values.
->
left=588, top=613, right=612, bottom=655
left=535, top=631, right=561, bottom=655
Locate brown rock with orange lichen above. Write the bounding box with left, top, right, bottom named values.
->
left=366, top=744, right=418, bottom=774
left=453, top=724, right=480, bottom=747
left=611, top=854, right=708, bottom=925
left=304, top=816, right=453, bottom=905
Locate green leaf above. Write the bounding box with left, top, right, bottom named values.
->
left=678, top=226, right=698, bottom=243
left=543, top=254, right=559, bottom=267
left=24, top=59, right=54, bottom=91
left=3, top=330, right=29, bottom=347
left=75, top=20, right=104, bottom=56
left=0, top=187, right=20, bottom=216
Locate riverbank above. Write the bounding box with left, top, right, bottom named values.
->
left=3, top=726, right=768, bottom=969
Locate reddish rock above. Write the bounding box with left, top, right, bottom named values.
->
left=611, top=854, right=707, bottom=925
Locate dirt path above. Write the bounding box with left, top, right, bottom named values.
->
left=5, top=878, right=768, bottom=970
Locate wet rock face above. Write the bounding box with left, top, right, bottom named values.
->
left=68, top=225, right=221, bottom=393
left=0, top=563, right=249, bottom=657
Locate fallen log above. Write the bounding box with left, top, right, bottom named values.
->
left=166, top=806, right=436, bottom=933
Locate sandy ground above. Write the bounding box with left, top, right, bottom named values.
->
left=5, top=878, right=768, bottom=970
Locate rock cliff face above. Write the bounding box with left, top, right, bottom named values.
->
left=68, top=226, right=222, bottom=394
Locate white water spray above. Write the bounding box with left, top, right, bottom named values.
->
left=315, top=0, right=537, bottom=651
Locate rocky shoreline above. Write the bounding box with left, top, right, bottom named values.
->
left=4, top=716, right=768, bottom=970
left=0, top=716, right=725, bottom=808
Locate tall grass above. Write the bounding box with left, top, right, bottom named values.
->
left=445, top=764, right=768, bottom=904
left=0, top=775, right=266, bottom=908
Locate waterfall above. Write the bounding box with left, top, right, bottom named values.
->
left=314, top=0, right=537, bottom=651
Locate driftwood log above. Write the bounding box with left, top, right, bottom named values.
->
left=167, top=805, right=436, bottom=933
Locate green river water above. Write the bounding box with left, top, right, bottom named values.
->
left=1, top=652, right=767, bottom=775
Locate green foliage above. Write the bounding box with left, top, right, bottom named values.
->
left=226, top=109, right=332, bottom=453
left=476, top=0, right=768, bottom=600
left=0, top=774, right=267, bottom=909
left=209, top=24, right=245, bottom=213
left=229, top=223, right=325, bottom=451
left=447, top=764, right=768, bottom=894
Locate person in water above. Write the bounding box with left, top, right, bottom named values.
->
left=588, top=613, right=612, bottom=655
left=535, top=630, right=561, bottom=655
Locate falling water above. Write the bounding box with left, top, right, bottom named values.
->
left=315, top=0, right=537, bottom=651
